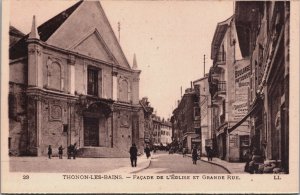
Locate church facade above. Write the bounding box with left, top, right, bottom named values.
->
left=9, top=1, right=144, bottom=157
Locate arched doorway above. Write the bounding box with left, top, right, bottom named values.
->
left=82, top=101, right=112, bottom=147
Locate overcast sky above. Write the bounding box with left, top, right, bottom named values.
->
left=10, top=0, right=233, bottom=119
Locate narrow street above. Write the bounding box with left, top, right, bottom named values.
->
left=139, top=151, right=228, bottom=174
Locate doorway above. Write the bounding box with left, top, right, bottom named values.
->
left=84, top=117, right=99, bottom=146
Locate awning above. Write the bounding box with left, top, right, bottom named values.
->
left=215, top=123, right=228, bottom=136
left=228, top=96, right=263, bottom=133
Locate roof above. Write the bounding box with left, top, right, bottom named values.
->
left=38, top=0, right=83, bottom=41
left=9, top=26, right=25, bottom=47
left=210, top=16, right=233, bottom=60
left=10, top=0, right=83, bottom=59
left=9, top=26, right=25, bottom=37
left=193, top=74, right=208, bottom=83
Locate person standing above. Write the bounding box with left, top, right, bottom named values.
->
left=67, top=144, right=72, bottom=159
left=48, top=145, right=52, bottom=159
left=129, top=143, right=138, bottom=167
left=144, top=145, right=151, bottom=159
left=72, top=143, right=77, bottom=159
left=58, top=145, right=64, bottom=159
left=207, top=147, right=213, bottom=161
left=192, top=146, right=198, bottom=165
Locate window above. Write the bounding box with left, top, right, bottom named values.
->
left=87, top=68, right=98, bottom=96
left=194, top=107, right=200, bottom=119
left=119, top=78, right=129, bottom=102
left=63, top=124, right=68, bottom=133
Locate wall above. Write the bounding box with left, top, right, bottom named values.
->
left=9, top=59, right=27, bottom=84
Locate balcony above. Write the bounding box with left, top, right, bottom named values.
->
left=217, top=81, right=226, bottom=93
left=210, top=80, right=226, bottom=99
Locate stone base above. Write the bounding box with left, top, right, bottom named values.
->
left=77, top=147, right=130, bottom=158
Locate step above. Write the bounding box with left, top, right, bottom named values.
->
left=77, top=147, right=130, bottom=158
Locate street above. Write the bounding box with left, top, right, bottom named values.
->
left=9, top=151, right=229, bottom=174
left=139, top=151, right=228, bottom=174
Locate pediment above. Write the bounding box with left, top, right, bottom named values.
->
left=69, top=29, right=117, bottom=63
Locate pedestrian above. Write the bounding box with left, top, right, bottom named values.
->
left=58, top=145, right=64, bottom=159
left=182, top=147, right=187, bottom=157
left=208, top=147, right=213, bottom=161
left=72, top=143, right=77, bottom=159
left=48, top=145, right=52, bottom=159
left=67, top=144, right=72, bottom=159
left=144, top=145, right=151, bottom=159
left=192, top=146, right=198, bottom=165
left=129, top=143, right=138, bottom=167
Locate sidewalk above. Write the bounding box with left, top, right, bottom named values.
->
left=187, top=154, right=246, bottom=174
left=201, top=157, right=246, bottom=174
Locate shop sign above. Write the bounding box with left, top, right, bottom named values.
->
left=233, top=101, right=248, bottom=120
left=234, top=60, right=250, bottom=120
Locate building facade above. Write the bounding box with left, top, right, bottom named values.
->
left=208, top=15, right=251, bottom=162
left=233, top=1, right=290, bottom=173
left=172, top=88, right=200, bottom=153
left=140, top=97, right=154, bottom=147
left=152, top=115, right=161, bottom=146
left=160, top=120, right=172, bottom=147
left=193, top=74, right=212, bottom=155
left=9, top=1, right=144, bottom=157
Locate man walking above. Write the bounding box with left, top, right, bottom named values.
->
left=144, top=145, right=151, bottom=159
left=129, top=143, right=138, bottom=167
left=192, top=146, right=198, bottom=165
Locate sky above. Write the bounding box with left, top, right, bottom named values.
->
left=9, top=0, right=233, bottom=119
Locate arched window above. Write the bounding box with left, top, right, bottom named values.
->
left=48, top=62, right=61, bottom=90
left=118, top=78, right=129, bottom=102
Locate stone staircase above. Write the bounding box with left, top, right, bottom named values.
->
left=77, top=147, right=130, bottom=158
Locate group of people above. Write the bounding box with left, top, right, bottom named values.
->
left=47, top=143, right=77, bottom=159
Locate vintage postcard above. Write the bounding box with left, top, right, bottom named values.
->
left=1, top=0, right=299, bottom=193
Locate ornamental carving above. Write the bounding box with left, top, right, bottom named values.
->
left=120, top=111, right=130, bottom=128
left=28, top=46, right=41, bottom=56
left=50, top=105, right=62, bottom=121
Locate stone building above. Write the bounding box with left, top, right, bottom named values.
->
left=193, top=74, right=212, bottom=155
left=160, top=120, right=172, bottom=147
left=172, top=87, right=200, bottom=153
left=9, top=1, right=144, bottom=157
left=152, top=115, right=161, bottom=147
left=232, top=1, right=290, bottom=173
left=208, top=15, right=251, bottom=162
left=140, top=97, right=154, bottom=147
